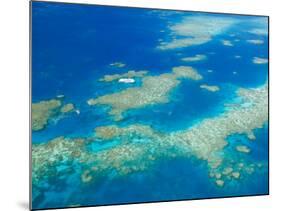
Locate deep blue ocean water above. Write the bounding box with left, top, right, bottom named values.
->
left=32, top=2, right=269, bottom=209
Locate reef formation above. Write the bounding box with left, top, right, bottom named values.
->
left=32, top=81, right=268, bottom=194
left=222, top=40, right=234, bottom=46
left=109, top=62, right=126, bottom=68
left=158, top=16, right=237, bottom=50
left=87, top=66, right=202, bottom=121
left=181, top=54, right=207, bottom=62
left=200, top=84, right=220, bottom=92
left=32, top=99, right=75, bottom=131
left=253, top=57, right=268, bottom=64
left=247, top=39, right=264, bottom=45
left=99, top=70, right=148, bottom=82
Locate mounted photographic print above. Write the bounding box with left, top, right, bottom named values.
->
left=31, top=1, right=269, bottom=210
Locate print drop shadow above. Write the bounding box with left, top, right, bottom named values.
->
left=17, top=201, right=29, bottom=210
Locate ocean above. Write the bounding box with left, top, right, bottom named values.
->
left=31, top=2, right=269, bottom=209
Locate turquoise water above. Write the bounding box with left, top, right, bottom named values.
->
left=31, top=2, right=269, bottom=210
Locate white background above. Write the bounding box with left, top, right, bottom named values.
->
left=0, top=0, right=279, bottom=210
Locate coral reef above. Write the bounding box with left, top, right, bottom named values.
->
left=236, top=145, right=251, bottom=153
left=253, top=57, right=268, bottom=64
left=33, top=82, right=268, bottom=189
left=99, top=70, right=148, bottom=82
left=32, top=99, right=62, bottom=131
left=109, top=62, right=126, bottom=68
left=215, top=180, right=224, bottom=187
left=94, top=124, right=161, bottom=140
left=32, top=136, right=87, bottom=184
left=60, top=103, right=75, bottom=113
left=88, top=66, right=202, bottom=120
left=249, top=28, right=268, bottom=36
left=200, top=84, right=220, bottom=92
left=246, top=39, right=264, bottom=45
left=172, top=66, right=203, bottom=80
left=181, top=54, right=207, bottom=62
left=32, top=99, right=76, bottom=131
left=232, top=172, right=240, bottom=179
left=221, top=40, right=233, bottom=46
left=158, top=16, right=237, bottom=50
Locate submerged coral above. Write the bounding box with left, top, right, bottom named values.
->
left=181, top=54, right=207, bottom=62
left=32, top=99, right=62, bottom=131
left=175, top=83, right=268, bottom=163
left=236, top=145, right=251, bottom=153
left=200, top=84, right=220, bottom=92
left=32, top=99, right=76, bottom=131
left=109, top=62, right=126, bottom=68
left=88, top=66, right=202, bottom=121
left=246, top=39, right=264, bottom=45
left=94, top=124, right=160, bottom=140
left=172, top=66, right=203, bottom=80
left=99, top=70, right=148, bottom=82
left=215, top=179, right=224, bottom=187
left=232, top=172, right=240, bottom=179
left=60, top=103, right=75, bottom=113
left=221, top=40, right=233, bottom=46
left=249, top=28, right=268, bottom=36
left=32, top=136, right=87, bottom=184
left=33, top=82, right=268, bottom=190
left=253, top=57, right=268, bottom=64
left=158, top=16, right=237, bottom=50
